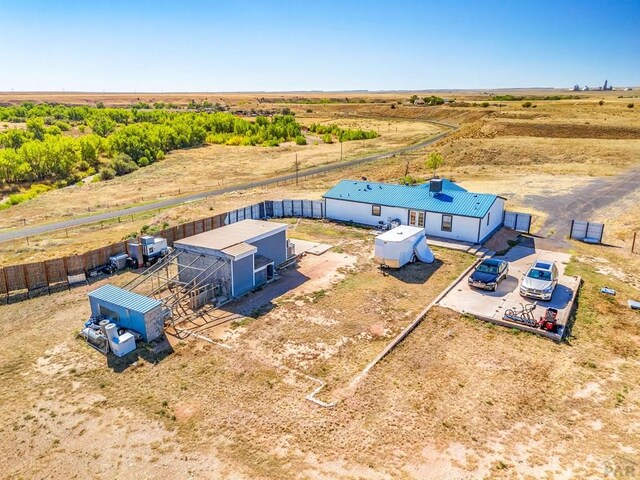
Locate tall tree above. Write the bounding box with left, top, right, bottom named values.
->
left=426, top=151, right=444, bottom=178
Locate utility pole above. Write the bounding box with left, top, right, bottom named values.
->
left=294, top=154, right=299, bottom=186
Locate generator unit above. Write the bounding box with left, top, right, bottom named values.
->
left=128, top=235, right=169, bottom=266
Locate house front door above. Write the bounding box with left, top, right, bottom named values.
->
left=408, top=210, right=425, bottom=228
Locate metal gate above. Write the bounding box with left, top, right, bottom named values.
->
left=267, top=200, right=324, bottom=219
left=570, top=220, right=604, bottom=243
left=503, top=211, right=532, bottom=233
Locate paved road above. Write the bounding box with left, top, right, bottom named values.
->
left=525, top=166, right=640, bottom=248
left=0, top=121, right=457, bottom=243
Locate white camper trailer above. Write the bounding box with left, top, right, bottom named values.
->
left=374, top=226, right=434, bottom=268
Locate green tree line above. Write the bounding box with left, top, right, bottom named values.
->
left=0, top=102, right=304, bottom=187
left=307, top=123, right=378, bottom=142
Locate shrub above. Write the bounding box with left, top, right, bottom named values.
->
left=138, top=156, right=150, bottom=167
left=294, top=135, right=307, bottom=145
left=628, top=103, right=635, bottom=108
left=522, top=101, right=533, bottom=108
left=109, top=154, right=139, bottom=176
left=99, top=166, right=116, bottom=180
left=481, top=102, right=490, bottom=108
left=402, top=175, right=418, bottom=185
left=322, top=133, right=333, bottom=144
left=306, top=108, right=313, bottom=113
left=156, top=150, right=165, bottom=160
left=598, top=100, right=604, bottom=106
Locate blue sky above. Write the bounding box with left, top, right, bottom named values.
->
left=0, top=0, right=638, bottom=91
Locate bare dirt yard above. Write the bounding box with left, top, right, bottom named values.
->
left=2, top=219, right=639, bottom=479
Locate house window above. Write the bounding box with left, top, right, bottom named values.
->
left=441, top=214, right=453, bottom=232
left=372, top=205, right=381, bottom=216
left=487, top=212, right=490, bottom=226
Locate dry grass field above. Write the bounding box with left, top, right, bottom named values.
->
left=2, top=91, right=640, bottom=479
left=1, top=220, right=639, bottom=479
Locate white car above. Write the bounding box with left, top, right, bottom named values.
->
left=520, top=260, right=559, bottom=301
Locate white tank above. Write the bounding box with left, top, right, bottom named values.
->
left=104, top=323, right=119, bottom=351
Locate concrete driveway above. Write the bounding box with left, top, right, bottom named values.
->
left=437, top=246, right=580, bottom=336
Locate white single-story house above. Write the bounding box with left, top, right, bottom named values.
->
left=322, top=178, right=505, bottom=244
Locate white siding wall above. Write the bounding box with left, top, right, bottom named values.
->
left=325, top=197, right=500, bottom=244
left=325, top=199, right=408, bottom=226
left=478, top=198, right=505, bottom=243
left=424, top=212, right=480, bottom=243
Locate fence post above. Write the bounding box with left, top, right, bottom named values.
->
left=599, top=225, right=604, bottom=244
left=44, top=262, right=51, bottom=294
left=569, top=220, right=574, bottom=239
left=23, top=265, right=29, bottom=298
left=633, top=232, right=637, bottom=254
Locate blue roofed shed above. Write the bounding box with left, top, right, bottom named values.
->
left=323, top=179, right=506, bottom=243
left=88, top=284, right=165, bottom=342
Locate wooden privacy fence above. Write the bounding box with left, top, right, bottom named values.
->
left=0, top=199, right=325, bottom=302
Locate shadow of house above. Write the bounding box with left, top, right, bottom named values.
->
left=167, top=266, right=312, bottom=339
left=219, top=267, right=311, bottom=317
left=381, top=258, right=443, bottom=285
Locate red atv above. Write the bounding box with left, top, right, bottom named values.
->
left=538, top=307, right=558, bottom=332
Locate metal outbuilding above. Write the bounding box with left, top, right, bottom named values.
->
left=174, top=219, right=290, bottom=298
left=88, top=284, right=165, bottom=342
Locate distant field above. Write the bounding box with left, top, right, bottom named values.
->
left=2, top=91, right=640, bottom=264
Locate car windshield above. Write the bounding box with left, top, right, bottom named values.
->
left=527, top=269, right=551, bottom=281
left=477, top=263, right=498, bottom=274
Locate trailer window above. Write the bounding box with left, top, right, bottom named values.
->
left=441, top=214, right=453, bottom=232
left=372, top=205, right=381, bottom=216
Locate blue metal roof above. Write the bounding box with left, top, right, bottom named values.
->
left=89, top=284, right=162, bottom=314
left=323, top=180, right=497, bottom=218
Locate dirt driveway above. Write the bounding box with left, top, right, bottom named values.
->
left=526, top=166, right=640, bottom=247
left=437, top=246, right=579, bottom=336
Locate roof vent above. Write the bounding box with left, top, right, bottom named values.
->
left=429, top=179, right=443, bottom=194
